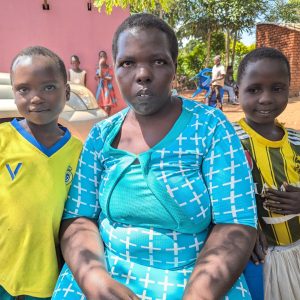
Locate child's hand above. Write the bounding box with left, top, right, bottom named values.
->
left=250, top=229, right=268, bottom=264
left=99, top=57, right=106, bottom=66
left=264, top=183, right=300, bottom=215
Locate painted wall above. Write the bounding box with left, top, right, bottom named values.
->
left=0, top=0, right=129, bottom=112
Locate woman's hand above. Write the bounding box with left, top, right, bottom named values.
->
left=264, top=183, right=300, bottom=215
left=183, top=224, right=256, bottom=300
left=82, top=268, right=139, bottom=300
left=250, top=229, right=268, bottom=264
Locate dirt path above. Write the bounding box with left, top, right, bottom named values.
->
left=180, top=91, right=300, bottom=130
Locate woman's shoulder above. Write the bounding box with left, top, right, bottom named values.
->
left=93, top=108, right=128, bottom=133
left=181, top=97, right=226, bottom=121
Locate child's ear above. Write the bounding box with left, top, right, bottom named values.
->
left=66, top=83, right=71, bottom=101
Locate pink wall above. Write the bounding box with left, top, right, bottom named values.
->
left=0, top=0, right=129, bottom=112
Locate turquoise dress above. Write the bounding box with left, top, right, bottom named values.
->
left=52, top=98, right=257, bottom=299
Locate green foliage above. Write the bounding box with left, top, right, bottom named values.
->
left=177, top=36, right=254, bottom=83
left=265, top=0, right=300, bottom=22
left=177, top=32, right=226, bottom=79
left=93, top=0, right=174, bottom=14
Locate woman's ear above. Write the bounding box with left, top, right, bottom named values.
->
left=173, top=62, right=178, bottom=80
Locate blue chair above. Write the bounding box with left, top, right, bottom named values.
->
left=190, top=68, right=224, bottom=108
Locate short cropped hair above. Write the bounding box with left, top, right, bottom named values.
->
left=237, top=47, right=291, bottom=84
left=112, top=13, right=178, bottom=63
left=10, top=46, right=67, bottom=83
left=71, top=55, right=80, bottom=62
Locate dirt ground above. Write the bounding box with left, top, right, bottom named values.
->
left=180, top=91, right=300, bottom=130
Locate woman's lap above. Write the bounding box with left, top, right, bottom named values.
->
left=53, top=255, right=252, bottom=300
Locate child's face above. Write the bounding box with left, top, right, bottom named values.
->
left=71, top=57, right=80, bottom=69
left=238, top=58, right=289, bottom=127
left=114, top=27, right=176, bottom=116
left=12, top=55, right=69, bottom=126
left=99, top=52, right=107, bottom=61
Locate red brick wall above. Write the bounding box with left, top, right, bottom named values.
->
left=257, top=24, right=300, bottom=97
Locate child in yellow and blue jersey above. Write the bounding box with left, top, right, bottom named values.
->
left=0, top=46, right=82, bottom=299
left=233, top=47, right=300, bottom=300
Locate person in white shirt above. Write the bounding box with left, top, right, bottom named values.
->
left=68, top=55, right=86, bottom=86
left=209, top=55, right=225, bottom=110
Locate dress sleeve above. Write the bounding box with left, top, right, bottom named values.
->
left=63, top=124, right=104, bottom=220
left=201, top=110, right=257, bottom=228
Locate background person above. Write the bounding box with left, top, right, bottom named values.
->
left=68, top=55, right=86, bottom=86
left=223, top=65, right=238, bottom=105
left=53, top=13, right=257, bottom=300
left=208, top=55, right=226, bottom=110
left=234, top=47, right=300, bottom=300
left=95, top=50, right=116, bottom=116
left=0, top=46, right=82, bottom=299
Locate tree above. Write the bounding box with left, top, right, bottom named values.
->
left=93, top=0, right=174, bottom=15
left=265, top=0, right=300, bottom=23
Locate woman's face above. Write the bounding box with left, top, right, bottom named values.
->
left=114, top=27, right=176, bottom=116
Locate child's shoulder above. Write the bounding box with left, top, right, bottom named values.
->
left=231, top=120, right=250, bottom=141
left=0, top=121, right=16, bottom=135
left=286, top=127, right=300, bottom=145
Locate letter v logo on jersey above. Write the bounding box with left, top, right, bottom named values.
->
left=6, top=163, right=22, bottom=180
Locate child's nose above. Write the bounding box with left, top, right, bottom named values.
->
left=30, top=95, right=44, bottom=104
left=259, top=91, right=273, bottom=105
left=136, top=66, right=152, bottom=84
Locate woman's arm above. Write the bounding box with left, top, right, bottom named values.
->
left=60, top=217, right=139, bottom=300
left=183, top=224, right=256, bottom=300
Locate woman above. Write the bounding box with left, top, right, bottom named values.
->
left=53, top=13, right=257, bottom=300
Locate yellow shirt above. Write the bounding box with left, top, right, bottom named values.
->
left=234, top=119, right=300, bottom=246
left=0, top=120, right=82, bottom=297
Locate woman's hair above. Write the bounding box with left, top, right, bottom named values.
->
left=112, top=13, right=178, bottom=63
left=237, top=47, right=290, bottom=84
left=10, top=46, right=67, bottom=83
left=71, top=55, right=80, bottom=63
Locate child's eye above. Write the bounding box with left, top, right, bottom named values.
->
left=273, top=86, right=284, bottom=92
left=17, top=87, right=28, bottom=94
left=247, top=87, right=260, bottom=94
left=44, top=85, right=56, bottom=92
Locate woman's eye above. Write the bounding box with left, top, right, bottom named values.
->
left=154, top=60, right=166, bottom=65
left=121, top=61, right=133, bottom=68
left=44, top=85, right=56, bottom=91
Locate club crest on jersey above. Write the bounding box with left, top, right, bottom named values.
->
left=6, top=163, right=22, bottom=180
left=65, top=166, right=73, bottom=185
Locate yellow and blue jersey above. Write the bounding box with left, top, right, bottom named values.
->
left=0, top=119, right=82, bottom=297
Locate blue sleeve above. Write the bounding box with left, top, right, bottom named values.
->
left=202, top=111, right=257, bottom=228
left=63, top=124, right=104, bottom=220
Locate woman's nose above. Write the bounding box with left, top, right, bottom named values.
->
left=136, top=66, right=152, bottom=84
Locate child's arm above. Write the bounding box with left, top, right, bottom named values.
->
left=250, top=227, right=268, bottom=265
left=60, top=217, right=139, bottom=300
left=264, top=183, right=300, bottom=215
